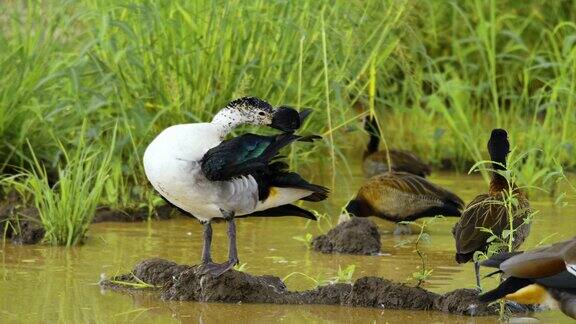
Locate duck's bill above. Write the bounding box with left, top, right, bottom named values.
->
left=297, top=108, right=313, bottom=124
left=270, top=106, right=312, bottom=132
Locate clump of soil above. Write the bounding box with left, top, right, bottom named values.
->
left=312, top=218, right=381, bottom=255
left=101, top=258, right=512, bottom=316
left=434, top=288, right=496, bottom=316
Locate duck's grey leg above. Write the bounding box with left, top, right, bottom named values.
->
left=201, top=221, right=213, bottom=264
left=474, top=261, right=482, bottom=292
left=226, top=214, right=239, bottom=266
left=197, top=210, right=238, bottom=277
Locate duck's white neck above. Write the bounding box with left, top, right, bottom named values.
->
left=211, top=108, right=246, bottom=137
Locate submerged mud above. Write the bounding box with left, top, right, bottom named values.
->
left=101, top=258, right=512, bottom=316
left=312, top=218, right=381, bottom=255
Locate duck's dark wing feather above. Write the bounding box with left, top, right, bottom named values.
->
left=253, top=161, right=328, bottom=202
left=453, top=193, right=530, bottom=263
left=201, top=133, right=319, bottom=182
left=201, top=132, right=328, bottom=206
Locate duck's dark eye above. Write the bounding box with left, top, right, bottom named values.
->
left=258, top=111, right=266, bottom=116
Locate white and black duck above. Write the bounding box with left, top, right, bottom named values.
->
left=143, top=97, right=327, bottom=276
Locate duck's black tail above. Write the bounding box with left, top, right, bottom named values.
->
left=254, top=161, right=329, bottom=203
left=479, top=277, right=533, bottom=303
left=241, top=204, right=316, bottom=220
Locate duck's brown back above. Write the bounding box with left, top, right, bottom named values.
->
left=453, top=191, right=531, bottom=263
left=356, top=172, right=463, bottom=221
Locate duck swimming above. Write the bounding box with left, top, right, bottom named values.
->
left=453, top=129, right=531, bottom=289
left=479, top=237, right=576, bottom=319
left=362, top=115, right=431, bottom=178
left=344, top=171, right=464, bottom=235
left=143, top=97, right=328, bottom=276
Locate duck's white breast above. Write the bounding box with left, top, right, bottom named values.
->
left=143, top=123, right=224, bottom=219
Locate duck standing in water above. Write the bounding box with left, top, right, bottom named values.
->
left=479, top=237, right=576, bottom=319
left=453, top=129, right=531, bottom=289
left=344, top=171, right=464, bottom=235
left=143, top=97, right=328, bottom=276
left=362, top=115, right=431, bottom=178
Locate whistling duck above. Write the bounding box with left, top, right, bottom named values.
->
left=363, top=116, right=431, bottom=178
left=453, top=129, right=531, bottom=289
left=143, top=97, right=328, bottom=276
left=345, top=171, right=464, bottom=235
left=479, top=237, right=576, bottom=319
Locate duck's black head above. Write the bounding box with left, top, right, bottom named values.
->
left=271, top=106, right=313, bottom=132
left=487, top=128, right=510, bottom=167
left=345, top=199, right=363, bottom=217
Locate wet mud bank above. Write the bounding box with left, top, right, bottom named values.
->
left=312, top=218, right=381, bottom=255
left=100, top=258, right=514, bottom=316
left=0, top=194, right=177, bottom=244
left=0, top=196, right=44, bottom=245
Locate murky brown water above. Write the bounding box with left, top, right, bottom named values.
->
left=1, top=171, right=575, bottom=323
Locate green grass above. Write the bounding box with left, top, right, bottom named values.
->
left=2, top=0, right=576, bottom=211
left=2, top=125, right=115, bottom=246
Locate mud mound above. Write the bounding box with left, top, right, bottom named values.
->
left=434, top=288, right=495, bottom=316
left=348, top=276, right=437, bottom=310
left=93, top=205, right=174, bottom=223
left=101, top=258, right=506, bottom=316
left=312, top=218, right=381, bottom=255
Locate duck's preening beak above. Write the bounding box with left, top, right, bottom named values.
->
left=298, top=108, right=313, bottom=124
left=271, top=106, right=312, bottom=132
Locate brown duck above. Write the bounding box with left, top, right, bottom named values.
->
left=363, top=116, right=431, bottom=178
left=345, top=171, right=464, bottom=234
left=479, top=237, right=576, bottom=319
left=453, top=129, right=531, bottom=289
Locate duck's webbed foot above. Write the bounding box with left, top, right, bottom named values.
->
left=196, top=259, right=239, bottom=277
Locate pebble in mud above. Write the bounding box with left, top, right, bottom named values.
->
left=311, top=218, right=381, bottom=255
left=100, top=258, right=523, bottom=316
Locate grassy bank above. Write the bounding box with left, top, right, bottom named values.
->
left=2, top=0, right=576, bottom=201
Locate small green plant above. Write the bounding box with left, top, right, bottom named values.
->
left=234, top=262, right=248, bottom=272
left=292, top=233, right=314, bottom=248
left=398, top=217, right=441, bottom=287
left=283, top=264, right=356, bottom=287
left=330, top=264, right=356, bottom=284
left=108, top=274, right=159, bottom=289
left=282, top=272, right=320, bottom=286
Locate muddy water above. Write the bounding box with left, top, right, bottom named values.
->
left=1, top=171, right=575, bottom=323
